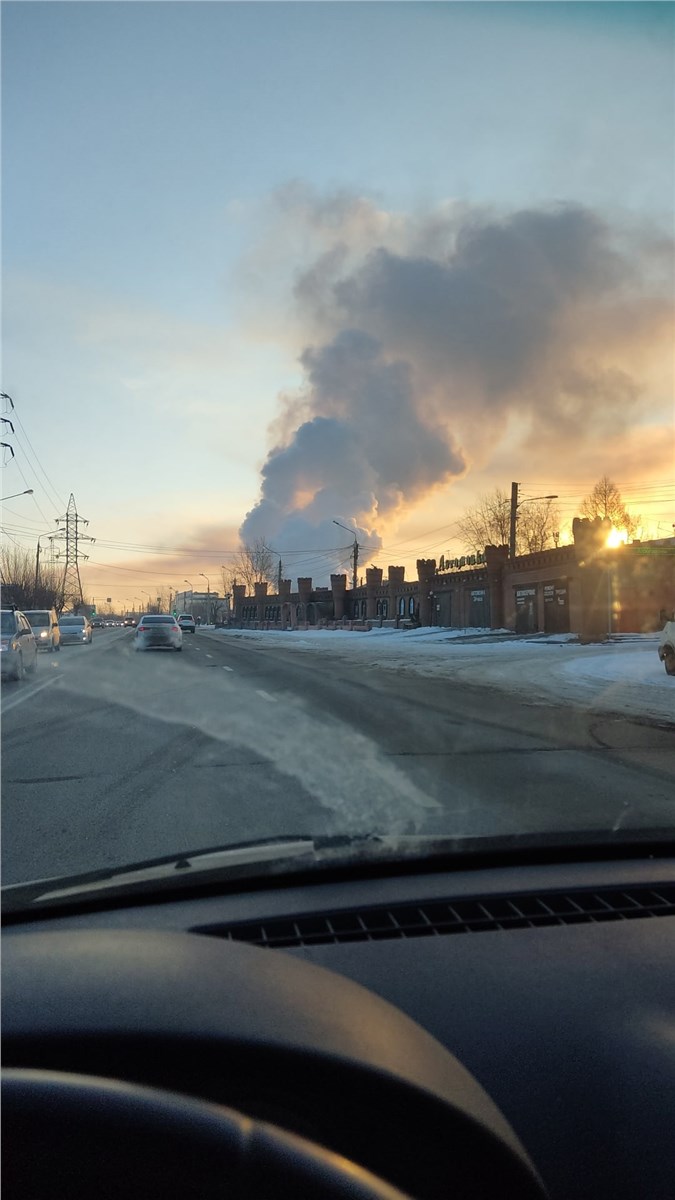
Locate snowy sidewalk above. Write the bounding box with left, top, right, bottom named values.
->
left=197, top=626, right=674, bottom=725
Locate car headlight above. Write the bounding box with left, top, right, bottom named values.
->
left=39, top=630, right=48, bottom=638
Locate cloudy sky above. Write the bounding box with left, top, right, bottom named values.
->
left=2, top=1, right=673, bottom=604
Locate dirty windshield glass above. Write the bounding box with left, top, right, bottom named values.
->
left=1, top=2, right=673, bottom=900
left=23, top=612, right=50, bottom=627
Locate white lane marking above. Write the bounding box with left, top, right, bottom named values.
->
left=205, top=654, right=213, bottom=659
left=221, top=666, right=234, bottom=672
left=256, top=689, right=277, bottom=703
left=1, top=672, right=62, bottom=713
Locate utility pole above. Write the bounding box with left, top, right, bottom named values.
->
left=333, top=519, right=360, bottom=591
left=53, top=494, right=95, bottom=612
left=509, top=482, right=519, bottom=559
left=200, top=573, right=210, bottom=622
left=509, top=483, right=559, bottom=558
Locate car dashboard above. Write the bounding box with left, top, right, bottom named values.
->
left=3, top=852, right=675, bottom=1200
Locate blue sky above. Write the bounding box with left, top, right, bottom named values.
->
left=2, top=2, right=673, bottom=600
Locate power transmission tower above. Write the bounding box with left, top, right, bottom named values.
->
left=54, top=494, right=95, bottom=611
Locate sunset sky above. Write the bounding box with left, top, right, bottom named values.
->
left=2, top=1, right=673, bottom=607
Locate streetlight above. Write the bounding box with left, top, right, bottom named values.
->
left=333, top=519, right=359, bottom=591
left=509, top=484, right=559, bottom=558
left=1, top=489, right=34, bottom=502
left=200, top=572, right=210, bottom=623
left=141, top=589, right=151, bottom=613
left=34, top=529, right=64, bottom=595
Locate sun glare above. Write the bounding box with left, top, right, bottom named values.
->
left=606, top=527, right=628, bottom=548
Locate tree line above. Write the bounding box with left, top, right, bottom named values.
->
left=0, top=545, right=74, bottom=612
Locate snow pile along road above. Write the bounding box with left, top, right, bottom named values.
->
left=200, top=627, right=674, bottom=724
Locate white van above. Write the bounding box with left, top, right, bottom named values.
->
left=23, top=609, right=61, bottom=652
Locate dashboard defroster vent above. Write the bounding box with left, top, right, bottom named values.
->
left=197, top=884, right=675, bottom=949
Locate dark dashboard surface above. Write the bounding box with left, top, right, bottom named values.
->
left=4, top=856, right=675, bottom=1200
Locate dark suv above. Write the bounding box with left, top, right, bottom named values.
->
left=1, top=608, right=38, bottom=679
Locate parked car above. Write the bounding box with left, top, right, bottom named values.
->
left=59, top=615, right=93, bottom=645
left=1, top=608, right=38, bottom=680
left=658, top=622, right=675, bottom=676
left=22, top=609, right=61, bottom=652
left=177, top=613, right=196, bottom=634
left=134, top=615, right=183, bottom=652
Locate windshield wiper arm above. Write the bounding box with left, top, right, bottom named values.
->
left=2, top=836, right=324, bottom=909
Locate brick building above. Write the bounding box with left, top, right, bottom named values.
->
left=231, top=520, right=674, bottom=640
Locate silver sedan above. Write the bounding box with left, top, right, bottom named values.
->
left=59, top=615, right=93, bottom=645
left=134, top=615, right=183, bottom=652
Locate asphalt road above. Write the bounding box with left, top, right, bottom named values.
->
left=2, top=626, right=674, bottom=886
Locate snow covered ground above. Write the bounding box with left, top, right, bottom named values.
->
left=199, top=626, right=674, bottom=724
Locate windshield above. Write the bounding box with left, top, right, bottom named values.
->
left=1, top=2, right=674, bottom=905
left=23, top=612, right=50, bottom=626
left=1, top=612, right=16, bottom=635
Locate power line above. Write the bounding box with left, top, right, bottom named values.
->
left=0, top=392, right=65, bottom=519
left=11, top=416, right=66, bottom=512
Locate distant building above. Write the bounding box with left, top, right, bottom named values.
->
left=174, top=590, right=223, bottom=624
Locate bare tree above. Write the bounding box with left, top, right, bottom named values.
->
left=517, top=499, right=561, bottom=553
left=231, top=539, right=276, bottom=593
left=579, top=476, right=639, bottom=536
left=455, top=488, right=559, bottom=555
left=455, top=488, right=512, bottom=554
left=1, top=544, right=65, bottom=611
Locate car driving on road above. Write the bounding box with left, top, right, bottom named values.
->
left=23, top=609, right=61, bottom=652
left=58, top=615, right=93, bottom=645
left=1, top=608, right=38, bottom=680
left=134, top=614, right=183, bottom=652
left=177, top=613, right=196, bottom=634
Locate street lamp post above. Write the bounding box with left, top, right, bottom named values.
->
left=333, top=519, right=359, bottom=591
left=35, top=533, right=50, bottom=597
left=200, top=573, right=210, bottom=623
left=1, top=489, right=34, bottom=502
left=509, top=484, right=559, bottom=558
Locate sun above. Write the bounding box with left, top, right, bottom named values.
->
left=606, top=527, right=628, bottom=548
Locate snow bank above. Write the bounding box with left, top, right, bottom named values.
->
left=201, top=627, right=673, bottom=723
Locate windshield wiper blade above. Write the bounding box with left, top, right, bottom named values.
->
left=7, top=829, right=674, bottom=916
left=1, top=836, right=324, bottom=909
